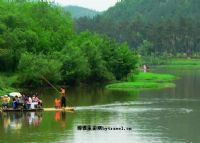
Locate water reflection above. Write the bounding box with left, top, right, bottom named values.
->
left=1, top=112, right=43, bottom=131
left=3, top=112, right=22, bottom=130
left=54, top=111, right=66, bottom=128
left=1, top=111, right=70, bottom=131
left=25, top=112, right=43, bottom=126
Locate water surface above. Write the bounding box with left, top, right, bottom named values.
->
left=0, top=69, right=200, bottom=143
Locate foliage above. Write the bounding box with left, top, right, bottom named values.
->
left=140, top=54, right=171, bottom=65
left=74, top=32, right=113, bottom=82
left=0, top=87, right=16, bottom=96
left=17, top=52, right=62, bottom=86
left=138, top=40, right=153, bottom=56
left=59, top=46, right=90, bottom=84
left=0, top=1, right=138, bottom=86
left=0, top=0, right=73, bottom=72
left=59, top=32, right=138, bottom=83
left=0, top=73, right=18, bottom=95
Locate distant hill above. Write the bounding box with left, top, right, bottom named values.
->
left=102, top=0, right=200, bottom=23
left=64, top=6, right=100, bottom=18
left=75, top=0, right=200, bottom=56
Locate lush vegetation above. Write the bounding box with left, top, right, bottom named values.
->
left=0, top=0, right=138, bottom=89
left=76, top=0, right=200, bottom=59
left=0, top=74, right=17, bottom=95
left=64, top=6, right=101, bottom=19
left=106, top=72, right=176, bottom=91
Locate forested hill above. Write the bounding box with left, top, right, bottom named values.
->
left=103, top=0, right=200, bottom=23
left=76, top=0, right=200, bottom=57
left=64, top=6, right=100, bottom=18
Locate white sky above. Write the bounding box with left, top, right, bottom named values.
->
left=53, top=0, right=119, bottom=11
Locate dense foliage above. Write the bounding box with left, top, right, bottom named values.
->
left=76, top=0, right=200, bottom=58
left=0, top=0, right=138, bottom=87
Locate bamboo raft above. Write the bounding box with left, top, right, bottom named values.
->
left=44, top=107, right=74, bottom=112
left=0, top=107, right=75, bottom=112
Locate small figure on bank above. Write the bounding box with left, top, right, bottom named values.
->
left=60, top=87, right=66, bottom=108
left=143, top=64, right=147, bottom=73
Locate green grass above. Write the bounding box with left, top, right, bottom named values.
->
left=159, top=58, right=200, bottom=69
left=170, top=59, right=200, bottom=65
left=106, top=82, right=175, bottom=91
left=130, top=72, right=176, bottom=82
left=106, top=72, right=176, bottom=91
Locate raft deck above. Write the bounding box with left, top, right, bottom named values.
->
left=44, top=107, right=74, bottom=112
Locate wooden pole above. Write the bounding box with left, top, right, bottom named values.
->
left=41, top=76, right=74, bottom=106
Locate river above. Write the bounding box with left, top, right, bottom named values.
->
left=0, top=69, right=200, bottom=143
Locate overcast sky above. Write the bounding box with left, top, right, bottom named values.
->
left=54, top=0, right=119, bottom=11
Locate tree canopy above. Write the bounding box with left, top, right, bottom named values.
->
left=76, top=0, right=200, bottom=57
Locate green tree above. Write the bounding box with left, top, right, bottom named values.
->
left=18, top=52, right=62, bottom=86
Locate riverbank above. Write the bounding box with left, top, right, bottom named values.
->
left=157, top=58, right=200, bottom=69
left=106, top=72, right=176, bottom=91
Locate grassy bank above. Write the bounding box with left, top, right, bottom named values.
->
left=158, top=59, right=200, bottom=69
left=106, top=72, right=176, bottom=91
left=106, top=82, right=175, bottom=91
left=129, top=72, right=176, bottom=82
left=0, top=73, right=18, bottom=96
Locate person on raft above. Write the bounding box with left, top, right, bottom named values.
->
left=60, top=87, right=66, bottom=108
left=54, top=98, right=61, bottom=109
left=1, top=95, right=11, bottom=109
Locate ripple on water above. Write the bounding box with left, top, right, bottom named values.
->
left=75, top=102, right=193, bottom=114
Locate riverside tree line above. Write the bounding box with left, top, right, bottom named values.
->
left=0, top=0, right=138, bottom=87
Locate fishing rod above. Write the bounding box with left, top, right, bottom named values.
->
left=41, top=75, right=74, bottom=107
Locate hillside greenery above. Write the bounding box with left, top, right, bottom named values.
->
left=0, top=0, right=138, bottom=88
left=76, top=0, right=200, bottom=60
